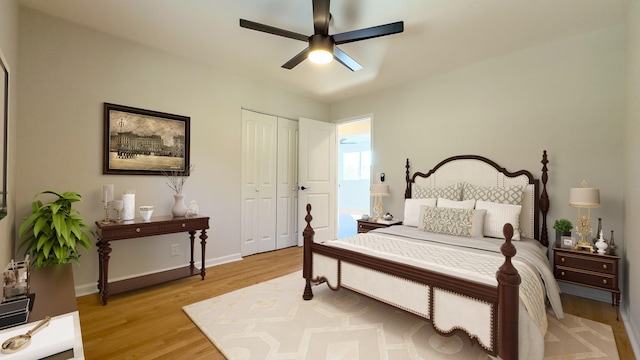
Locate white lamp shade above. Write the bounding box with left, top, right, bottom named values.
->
left=569, top=187, right=600, bottom=208
left=370, top=184, right=390, bottom=197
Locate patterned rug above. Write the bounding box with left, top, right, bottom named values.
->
left=183, top=272, right=619, bottom=359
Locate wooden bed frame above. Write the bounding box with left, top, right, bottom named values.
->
left=302, top=151, right=550, bottom=360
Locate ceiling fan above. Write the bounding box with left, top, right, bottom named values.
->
left=239, top=0, right=404, bottom=71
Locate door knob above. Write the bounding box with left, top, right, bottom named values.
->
left=300, top=186, right=310, bottom=190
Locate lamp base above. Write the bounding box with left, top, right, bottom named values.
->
left=575, top=240, right=594, bottom=253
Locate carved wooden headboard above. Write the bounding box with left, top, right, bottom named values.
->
left=404, top=151, right=550, bottom=245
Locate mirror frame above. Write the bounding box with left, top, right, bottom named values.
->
left=0, top=49, right=8, bottom=220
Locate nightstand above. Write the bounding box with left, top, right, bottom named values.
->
left=357, top=219, right=402, bottom=233
left=553, top=246, right=621, bottom=320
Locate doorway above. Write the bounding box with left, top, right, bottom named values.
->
left=337, top=118, right=371, bottom=238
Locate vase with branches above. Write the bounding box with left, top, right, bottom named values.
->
left=162, top=164, right=194, bottom=217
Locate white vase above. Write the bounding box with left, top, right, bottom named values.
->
left=596, top=230, right=608, bottom=255
left=171, top=194, right=188, bottom=217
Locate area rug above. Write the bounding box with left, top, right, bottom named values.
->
left=183, top=272, right=619, bottom=359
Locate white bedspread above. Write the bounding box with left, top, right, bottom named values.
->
left=320, top=225, right=563, bottom=354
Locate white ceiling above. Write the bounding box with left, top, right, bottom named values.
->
left=18, top=0, right=629, bottom=103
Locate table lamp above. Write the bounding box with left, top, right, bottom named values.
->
left=569, top=180, right=600, bottom=252
left=370, top=184, right=390, bottom=221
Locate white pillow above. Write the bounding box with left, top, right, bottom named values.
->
left=475, top=200, right=521, bottom=240
left=437, top=198, right=476, bottom=210
left=404, top=198, right=437, bottom=227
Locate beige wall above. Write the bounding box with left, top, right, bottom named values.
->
left=16, top=8, right=329, bottom=294
left=331, top=23, right=632, bottom=338
left=0, top=0, right=19, bottom=267
left=625, top=0, right=640, bottom=351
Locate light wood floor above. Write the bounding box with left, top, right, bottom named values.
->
left=76, top=246, right=635, bottom=359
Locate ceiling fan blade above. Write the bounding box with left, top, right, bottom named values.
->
left=333, top=21, right=404, bottom=45
left=312, top=0, right=330, bottom=35
left=333, top=46, right=363, bottom=72
left=240, top=19, right=308, bottom=42
left=282, top=48, right=310, bottom=69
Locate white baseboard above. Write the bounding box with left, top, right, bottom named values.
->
left=74, top=252, right=243, bottom=297
left=624, top=313, right=640, bottom=358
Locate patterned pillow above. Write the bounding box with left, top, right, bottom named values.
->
left=418, top=206, right=486, bottom=238
left=462, top=183, right=524, bottom=205
left=475, top=200, right=522, bottom=240
left=414, top=183, right=462, bottom=201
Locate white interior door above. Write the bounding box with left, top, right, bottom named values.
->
left=241, top=110, right=277, bottom=256
left=276, top=118, right=298, bottom=249
left=298, top=118, right=337, bottom=244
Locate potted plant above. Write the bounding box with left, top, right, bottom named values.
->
left=18, top=190, right=94, bottom=268
left=552, top=218, right=573, bottom=247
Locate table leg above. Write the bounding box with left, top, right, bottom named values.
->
left=199, top=229, right=208, bottom=280
left=188, top=230, right=196, bottom=270
left=97, top=239, right=103, bottom=292
left=99, top=240, right=112, bottom=305
left=614, top=292, right=620, bottom=321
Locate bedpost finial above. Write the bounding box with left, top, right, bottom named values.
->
left=503, top=223, right=514, bottom=241
left=305, top=204, right=313, bottom=227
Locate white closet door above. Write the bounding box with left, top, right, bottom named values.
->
left=276, top=118, right=298, bottom=249
left=241, top=110, right=277, bottom=256
left=298, top=118, right=337, bottom=244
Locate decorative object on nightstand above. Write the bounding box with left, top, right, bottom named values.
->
left=552, top=218, right=573, bottom=247
left=370, top=184, right=390, bottom=221
left=595, top=230, right=608, bottom=255
left=569, top=180, right=600, bottom=252
left=592, top=217, right=603, bottom=247
left=608, top=230, right=618, bottom=255
left=553, top=246, right=621, bottom=320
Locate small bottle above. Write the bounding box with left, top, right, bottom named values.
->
left=593, top=218, right=602, bottom=245
left=609, top=230, right=617, bottom=256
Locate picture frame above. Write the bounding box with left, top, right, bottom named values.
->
left=0, top=49, right=9, bottom=220
left=561, top=236, right=576, bottom=249
left=103, top=103, right=190, bottom=175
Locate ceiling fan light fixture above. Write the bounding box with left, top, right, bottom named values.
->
left=308, top=49, right=333, bottom=64
left=308, top=34, right=334, bottom=65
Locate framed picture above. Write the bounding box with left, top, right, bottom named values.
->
left=561, top=236, right=576, bottom=249
left=103, top=103, right=190, bottom=175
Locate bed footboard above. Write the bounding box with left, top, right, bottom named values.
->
left=301, top=204, right=521, bottom=360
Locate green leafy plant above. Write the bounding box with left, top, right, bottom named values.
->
left=553, top=218, right=573, bottom=233
left=18, top=190, right=94, bottom=268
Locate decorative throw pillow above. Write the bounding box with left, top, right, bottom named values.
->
left=414, top=183, right=462, bottom=201
left=403, top=198, right=437, bottom=227
left=418, top=206, right=486, bottom=238
left=437, top=198, right=476, bottom=210
left=462, top=183, right=524, bottom=205
left=475, top=200, right=522, bottom=240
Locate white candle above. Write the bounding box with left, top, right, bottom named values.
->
left=102, top=184, right=114, bottom=202
left=122, top=191, right=135, bottom=221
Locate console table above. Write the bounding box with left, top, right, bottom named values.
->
left=95, top=215, right=209, bottom=305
